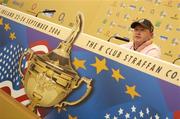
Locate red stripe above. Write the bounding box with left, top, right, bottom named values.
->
left=34, top=51, right=47, bottom=54
left=30, top=40, right=53, bottom=51
left=174, top=111, right=180, bottom=119
left=1, top=86, right=28, bottom=103
left=1, top=86, right=11, bottom=95
left=30, top=40, right=49, bottom=48
left=15, top=94, right=29, bottom=102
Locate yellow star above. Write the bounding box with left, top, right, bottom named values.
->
left=111, top=68, right=125, bottom=82
left=4, top=23, right=11, bottom=31
left=9, top=32, right=16, bottom=40
left=91, top=57, right=108, bottom=74
left=125, top=85, right=141, bottom=99
left=73, top=57, right=86, bottom=70
left=68, top=114, right=77, bottom=119
left=0, top=18, right=3, bottom=25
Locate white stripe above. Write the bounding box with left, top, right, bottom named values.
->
left=21, top=100, right=30, bottom=106
left=0, top=80, right=26, bottom=98
left=31, top=45, right=48, bottom=53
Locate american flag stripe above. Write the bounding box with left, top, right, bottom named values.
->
left=30, top=40, right=49, bottom=53
left=21, top=100, right=31, bottom=106
left=0, top=80, right=26, bottom=98
left=15, top=94, right=29, bottom=102
left=0, top=80, right=30, bottom=105
left=31, top=45, right=49, bottom=54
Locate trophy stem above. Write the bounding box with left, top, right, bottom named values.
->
left=27, top=96, right=41, bottom=113
left=27, top=102, right=37, bottom=113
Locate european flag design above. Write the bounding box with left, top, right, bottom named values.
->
left=0, top=16, right=179, bottom=119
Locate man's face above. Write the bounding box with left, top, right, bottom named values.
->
left=132, top=25, right=153, bottom=45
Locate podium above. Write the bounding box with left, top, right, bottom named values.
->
left=0, top=89, right=39, bottom=119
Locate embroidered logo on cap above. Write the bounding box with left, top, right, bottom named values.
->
left=139, top=19, right=145, bottom=23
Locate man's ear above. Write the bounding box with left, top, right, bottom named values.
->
left=150, top=32, right=154, bottom=38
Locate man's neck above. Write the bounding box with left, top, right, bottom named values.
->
left=133, top=42, right=140, bottom=51
left=133, top=40, right=153, bottom=51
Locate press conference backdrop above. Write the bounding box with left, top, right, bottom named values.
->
left=0, top=0, right=179, bottom=64
left=0, top=4, right=180, bottom=119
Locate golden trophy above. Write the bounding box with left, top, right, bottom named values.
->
left=18, top=14, right=92, bottom=113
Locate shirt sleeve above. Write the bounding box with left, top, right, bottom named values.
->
left=119, top=42, right=133, bottom=49
left=146, top=48, right=161, bottom=59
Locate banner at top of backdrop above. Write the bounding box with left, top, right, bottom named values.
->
left=0, top=5, right=179, bottom=119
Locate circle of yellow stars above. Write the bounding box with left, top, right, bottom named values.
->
left=125, top=85, right=141, bottom=99
left=73, top=57, right=86, bottom=70
left=0, top=17, right=3, bottom=25
left=0, top=17, right=16, bottom=41
left=112, top=68, right=125, bottom=82
left=91, top=57, right=108, bottom=74
left=68, top=114, right=77, bottom=119
left=72, top=56, right=141, bottom=100
left=4, top=23, right=11, bottom=31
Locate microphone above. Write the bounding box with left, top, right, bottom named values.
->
left=35, top=9, right=56, bottom=17
left=113, top=36, right=130, bottom=42
left=108, top=35, right=130, bottom=42
left=173, top=57, right=180, bottom=65
left=42, top=10, right=56, bottom=13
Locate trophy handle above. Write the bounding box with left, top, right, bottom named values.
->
left=18, top=49, right=34, bottom=78
left=56, top=77, right=92, bottom=111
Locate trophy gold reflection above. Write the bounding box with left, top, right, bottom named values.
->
left=18, top=13, right=92, bottom=113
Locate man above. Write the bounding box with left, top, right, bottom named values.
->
left=121, top=19, right=161, bottom=58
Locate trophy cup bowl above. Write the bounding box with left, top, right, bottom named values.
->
left=18, top=13, right=92, bottom=112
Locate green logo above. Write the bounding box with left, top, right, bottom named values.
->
left=155, top=21, right=161, bottom=27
